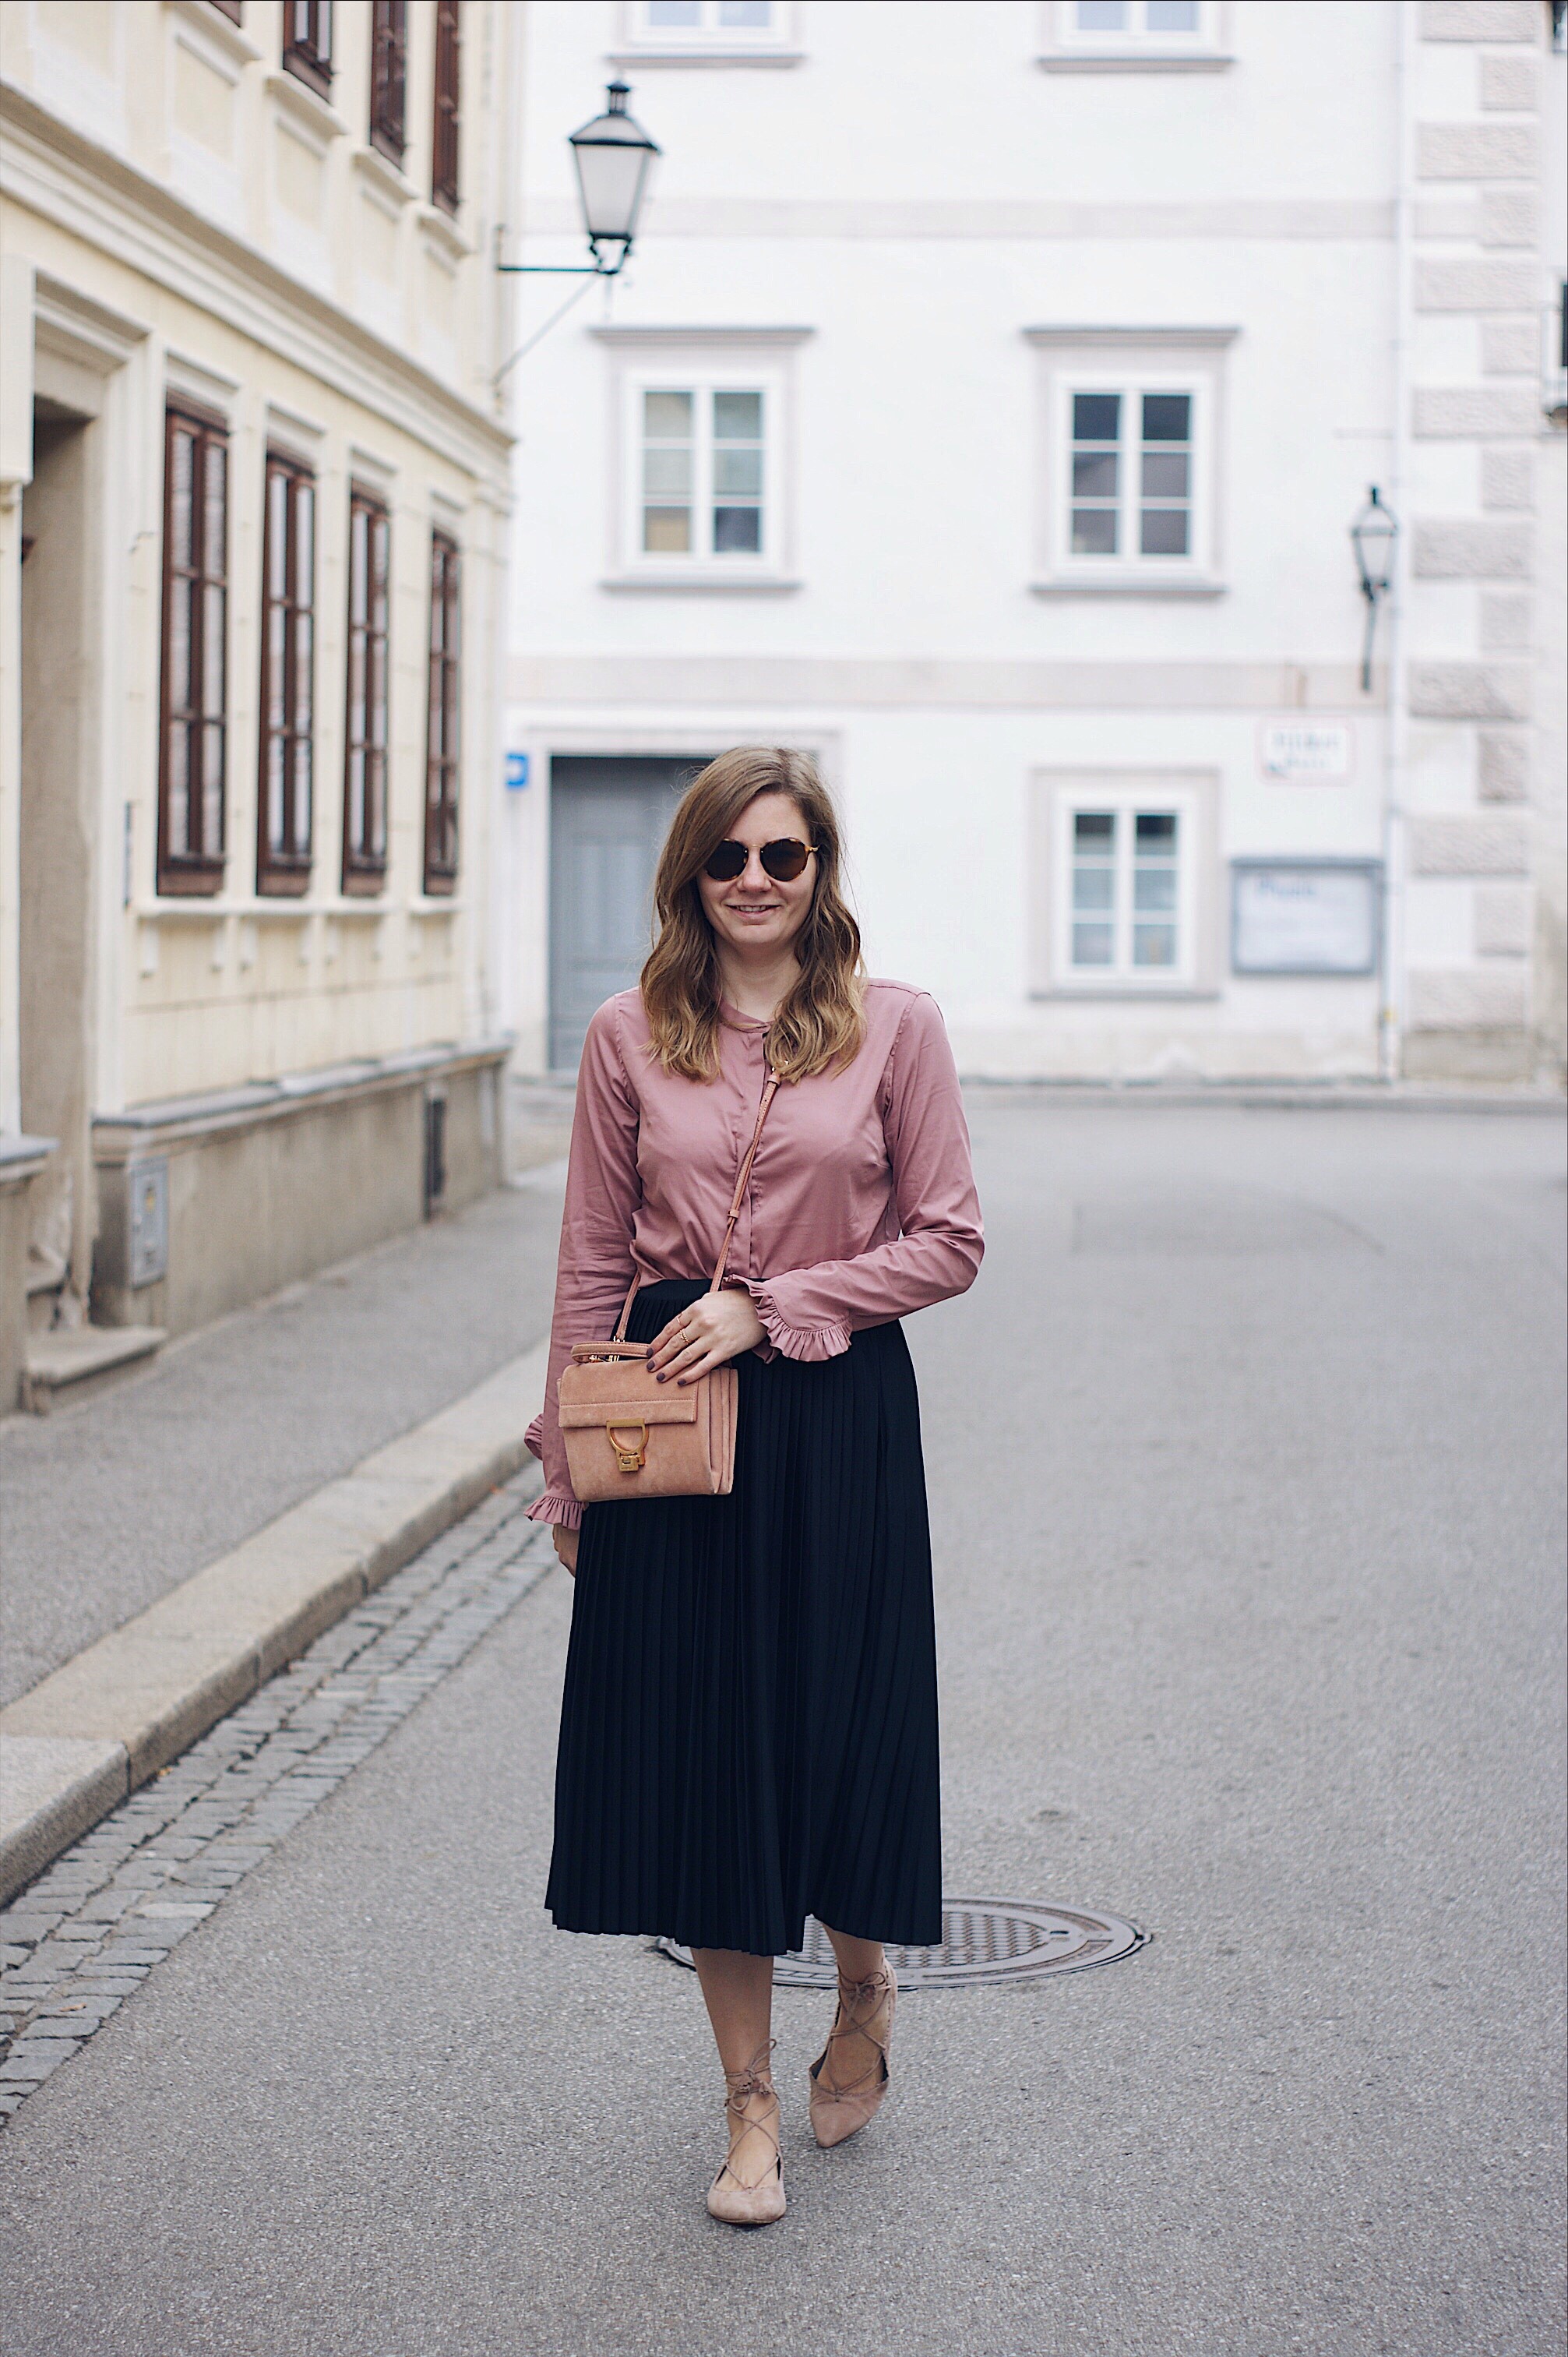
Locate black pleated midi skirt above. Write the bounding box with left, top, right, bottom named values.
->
left=546, top=1277, right=943, bottom=1957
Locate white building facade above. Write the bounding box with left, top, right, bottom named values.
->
left=504, top=0, right=1566, bottom=1085
left=0, top=0, right=521, bottom=1408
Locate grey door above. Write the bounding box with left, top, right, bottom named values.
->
left=548, top=757, right=703, bottom=1070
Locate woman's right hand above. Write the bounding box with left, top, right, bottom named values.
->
left=553, top=1524, right=580, bottom=1576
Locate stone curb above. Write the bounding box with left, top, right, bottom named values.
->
left=0, top=1341, right=550, bottom=1906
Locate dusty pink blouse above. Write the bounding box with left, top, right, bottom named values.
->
left=525, top=978, right=984, bottom=1528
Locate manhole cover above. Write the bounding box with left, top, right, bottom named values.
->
left=656, top=1898, right=1147, bottom=1989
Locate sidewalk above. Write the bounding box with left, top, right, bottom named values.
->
left=0, top=1163, right=567, bottom=1715
left=0, top=1158, right=571, bottom=1899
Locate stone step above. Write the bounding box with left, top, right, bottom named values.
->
left=21, top=1325, right=167, bottom=1416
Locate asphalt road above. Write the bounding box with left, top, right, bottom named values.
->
left=2, top=1103, right=1564, bottom=2355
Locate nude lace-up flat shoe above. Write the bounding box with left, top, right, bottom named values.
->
left=706, top=2039, right=787, bottom=2228
left=808, top=1964, right=897, bottom=2149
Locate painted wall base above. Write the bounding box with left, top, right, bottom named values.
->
left=90, top=1046, right=507, bottom=1341
left=1401, top=1027, right=1538, bottom=1086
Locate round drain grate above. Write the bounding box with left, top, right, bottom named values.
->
left=656, top=1897, right=1147, bottom=1989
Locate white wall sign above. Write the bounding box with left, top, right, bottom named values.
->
left=1231, top=862, right=1379, bottom=976
left=1260, top=722, right=1353, bottom=781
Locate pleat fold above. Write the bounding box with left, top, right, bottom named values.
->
left=544, top=1278, right=943, bottom=1957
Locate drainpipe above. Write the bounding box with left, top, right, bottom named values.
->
left=1378, top=0, right=1415, bottom=1085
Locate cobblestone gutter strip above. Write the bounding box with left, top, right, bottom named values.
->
left=0, top=1341, right=550, bottom=1906
left=0, top=1477, right=556, bottom=2123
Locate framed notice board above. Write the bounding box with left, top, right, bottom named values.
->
left=1230, top=859, right=1382, bottom=976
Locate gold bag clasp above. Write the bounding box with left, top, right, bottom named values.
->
left=605, top=1421, right=648, bottom=1473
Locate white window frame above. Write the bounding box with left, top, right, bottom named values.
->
left=1030, top=770, right=1221, bottom=998
left=1038, top=0, right=1231, bottom=71
left=594, top=327, right=809, bottom=591
left=616, top=0, right=801, bottom=63
left=1055, top=370, right=1208, bottom=582
left=1025, top=330, right=1235, bottom=598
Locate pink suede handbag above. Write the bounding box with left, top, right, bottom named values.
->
left=556, top=1071, right=780, bottom=1505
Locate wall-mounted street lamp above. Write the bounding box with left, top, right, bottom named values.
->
left=1350, top=486, right=1398, bottom=694
left=497, top=83, right=661, bottom=280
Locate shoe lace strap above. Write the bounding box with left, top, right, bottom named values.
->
left=819, top=1966, right=895, bottom=2098
left=719, top=2037, right=780, bottom=2186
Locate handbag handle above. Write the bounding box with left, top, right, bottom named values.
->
left=611, top=1068, right=781, bottom=1343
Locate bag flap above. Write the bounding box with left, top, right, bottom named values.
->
left=558, top=1392, right=698, bottom=1429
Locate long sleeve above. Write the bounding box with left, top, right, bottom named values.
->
left=524, top=1001, right=643, bottom=1527
left=741, top=992, right=982, bottom=1358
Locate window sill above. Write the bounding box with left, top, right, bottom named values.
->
left=601, top=571, right=801, bottom=595
left=266, top=69, right=348, bottom=151
left=1031, top=577, right=1226, bottom=599
left=353, top=144, right=417, bottom=210
left=418, top=203, right=471, bottom=265
left=1031, top=984, right=1221, bottom=1001
left=137, top=898, right=410, bottom=922
left=605, top=48, right=805, bottom=69
left=167, top=0, right=263, bottom=72
left=1035, top=52, right=1235, bottom=73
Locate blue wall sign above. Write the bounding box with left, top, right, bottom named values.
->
left=505, top=751, right=530, bottom=791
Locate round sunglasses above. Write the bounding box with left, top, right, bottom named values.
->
left=703, top=838, right=819, bottom=884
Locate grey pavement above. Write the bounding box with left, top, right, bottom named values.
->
left=0, top=1102, right=1563, bottom=2355
left=0, top=1164, right=567, bottom=1711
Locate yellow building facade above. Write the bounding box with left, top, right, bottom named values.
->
left=0, top=0, right=520, bottom=1406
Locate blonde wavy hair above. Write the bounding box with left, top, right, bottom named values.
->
left=640, top=748, right=867, bottom=1084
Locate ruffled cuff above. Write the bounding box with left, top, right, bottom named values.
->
left=525, top=1411, right=545, bottom=1461
left=741, top=1280, right=852, bottom=1364
left=527, top=1488, right=581, bottom=1530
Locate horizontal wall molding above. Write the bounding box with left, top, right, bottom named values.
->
left=508, top=655, right=1374, bottom=713
left=92, top=1039, right=509, bottom=1152
left=587, top=324, right=816, bottom=347
left=1023, top=326, right=1240, bottom=349
left=523, top=196, right=1392, bottom=244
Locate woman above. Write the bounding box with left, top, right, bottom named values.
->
left=526, top=747, right=982, bottom=2226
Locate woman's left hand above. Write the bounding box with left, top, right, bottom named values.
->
left=648, top=1288, right=766, bottom=1383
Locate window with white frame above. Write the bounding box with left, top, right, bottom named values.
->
left=1053, top=0, right=1220, bottom=54
left=631, top=379, right=772, bottom=566
left=624, top=1, right=791, bottom=53
left=1032, top=772, right=1216, bottom=993
left=1026, top=332, right=1233, bottom=591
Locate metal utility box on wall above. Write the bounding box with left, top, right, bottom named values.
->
left=128, top=1156, right=170, bottom=1285
left=93, top=1155, right=169, bottom=1296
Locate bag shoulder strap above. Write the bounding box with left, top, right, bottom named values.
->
left=611, top=1068, right=781, bottom=1342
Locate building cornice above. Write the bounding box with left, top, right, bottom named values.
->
left=0, top=78, right=513, bottom=478
left=588, top=324, right=816, bottom=347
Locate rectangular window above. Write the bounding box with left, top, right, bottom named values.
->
left=1069, top=389, right=1193, bottom=560
left=1070, top=808, right=1182, bottom=974
left=432, top=0, right=461, bottom=213
left=343, top=489, right=391, bottom=893
left=632, top=2, right=781, bottom=38
left=1067, top=0, right=1204, bottom=38
left=424, top=531, right=460, bottom=892
left=640, top=386, right=766, bottom=559
left=158, top=403, right=228, bottom=894
left=283, top=0, right=333, bottom=97
left=368, top=0, right=407, bottom=164
left=257, top=451, right=315, bottom=894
